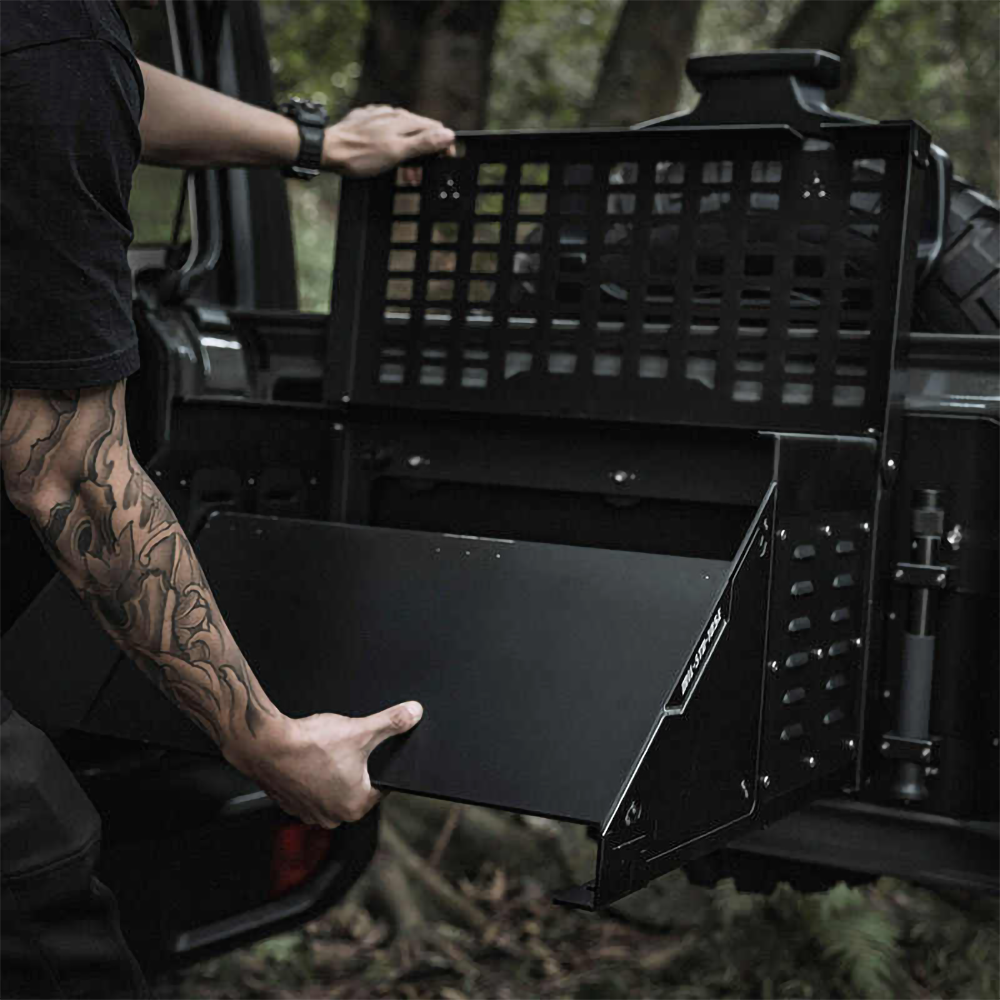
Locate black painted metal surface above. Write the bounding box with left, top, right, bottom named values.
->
left=83, top=515, right=729, bottom=826
left=329, top=123, right=928, bottom=435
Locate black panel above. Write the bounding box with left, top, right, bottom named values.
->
left=83, top=516, right=731, bottom=826
left=331, top=124, right=927, bottom=434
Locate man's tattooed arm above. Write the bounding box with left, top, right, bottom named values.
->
left=0, top=381, right=278, bottom=748
left=1, top=380, right=423, bottom=828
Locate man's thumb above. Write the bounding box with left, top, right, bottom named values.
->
left=359, top=701, right=423, bottom=753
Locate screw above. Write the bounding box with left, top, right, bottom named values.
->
left=881, top=740, right=890, bottom=752
left=759, top=774, right=771, bottom=789
left=821, top=525, right=832, bottom=537
left=861, top=522, right=871, bottom=533
left=802, top=756, right=817, bottom=769
left=768, top=659, right=779, bottom=674
left=407, top=455, right=425, bottom=468
left=936, top=573, right=946, bottom=585
left=895, top=569, right=904, bottom=579
left=921, top=747, right=932, bottom=760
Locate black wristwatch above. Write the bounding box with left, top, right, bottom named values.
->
left=277, top=97, right=329, bottom=181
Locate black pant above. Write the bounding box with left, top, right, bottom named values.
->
left=1, top=710, right=148, bottom=999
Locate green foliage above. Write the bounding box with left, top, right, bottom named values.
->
left=800, top=882, right=903, bottom=999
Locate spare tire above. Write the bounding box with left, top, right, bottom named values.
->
left=914, top=178, right=1000, bottom=334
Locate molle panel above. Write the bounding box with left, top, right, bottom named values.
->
left=332, top=123, right=927, bottom=435
left=760, top=510, right=869, bottom=799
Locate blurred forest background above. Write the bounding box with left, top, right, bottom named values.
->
left=257, top=0, right=999, bottom=310
left=136, top=1, right=1000, bottom=998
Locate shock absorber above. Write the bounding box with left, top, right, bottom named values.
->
left=892, top=489, right=945, bottom=801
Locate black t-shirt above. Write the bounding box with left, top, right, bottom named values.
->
left=1, top=1, right=145, bottom=720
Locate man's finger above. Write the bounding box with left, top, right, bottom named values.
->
left=403, top=128, right=456, bottom=160
left=357, top=700, right=423, bottom=753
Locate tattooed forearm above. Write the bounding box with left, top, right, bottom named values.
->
left=0, top=382, right=278, bottom=748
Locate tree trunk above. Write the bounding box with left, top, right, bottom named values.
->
left=354, top=0, right=501, bottom=130
left=774, top=0, right=877, bottom=105
left=586, top=0, right=703, bottom=127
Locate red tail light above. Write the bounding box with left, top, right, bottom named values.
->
left=269, top=821, right=334, bottom=899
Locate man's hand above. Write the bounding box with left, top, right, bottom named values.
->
left=224, top=701, right=423, bottom=828
left=323, top=104, right=456, bottom=178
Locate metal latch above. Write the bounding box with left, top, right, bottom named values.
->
left=879, top=733, right=940, bottom=765
left=892, top=563, right=949, bottom=588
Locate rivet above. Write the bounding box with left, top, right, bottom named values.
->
left=803, top=190, right=811, bottom=199
left=333, top=422, right=344, bottom=432
left=818, top=190, right=827, bottom=198
left=180, top=479, right=187, bottom=487
left=341, top=394, right=351, bottom=403
left=439, top=191, right=448, bottom=199
left=883, top=689, right=891, bottom=699
left=248, top=477, right=255, bottom=486
left=881, top=740, right=890, bottom=752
